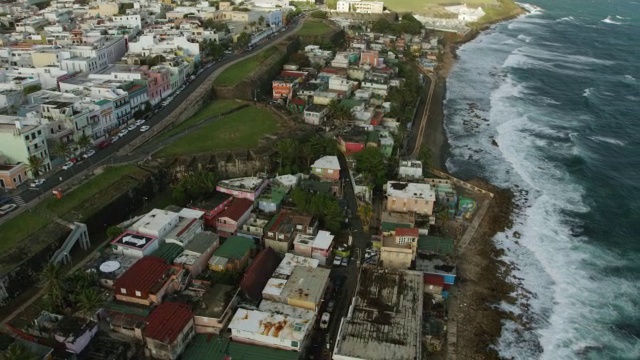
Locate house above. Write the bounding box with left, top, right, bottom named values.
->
left=152, top=243, right=186, bottom=264
left=173, top=232, right=220, bottom=277
left=111, top=231, right=160, bottom=259
left=163, top=217, right=204, bottom=247
left=380, top=211, right=415, bottom=235
left=310, top=155, right=341, bottom=181
left=216, top=177, right=269, bottom=201
left=51, top=316, right=99, bottom=354
left=398, top=160, right=423, bottom=180
left=129, top=209, right=180, bottom=239
left=272, top=80, right=294, bottom=100
left=417, top=235, right=455, bottom=257
left=113, top=256, right=181, bottom=306
left=189, top=192, right=234, bottom=229
left=103, top=301, right=150, bottom=339
left=332, top=267, right=423, bottom=360
left=182, top=335, right=299, bottom=360
left=273, top=253, right=320, bottom=279
left=193, top=284, right=239, bottom=334
left=416, top=255, right=457, bottom=285
left=275, top=266, right=330, bottom=312
left=239, top=247, right=281, bottom=303
left=0, top=163, right=28, bottom=189
left=360, top=50, right=380, bottom=67
left=257, top=186, right=288, bottom=213
left=385, top=181, right=436, bottom=216
left=236, top=213, right=271, bottom=246
left=216, top=198, right=254, bottom=238
left=293, top=230, right=335, bottom=266
left=0, top=336, right=54, bottom=360
left=338, top=131, right=368, bottom=154
left=208, top=236, right=254, bottom=272
left=380, top=227, right=420, bottom=269
left=303, top=104, right=329, bottom=125
left=144, top=302, right=195, bottom=360
left=263, top=210, right=296, bottom=254
left=424, top=274, right=445, bottom=296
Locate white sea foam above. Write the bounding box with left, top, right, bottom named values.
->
left=582, top=88, right=594, bottom=97
left=557, top=16, right=575, bottom=22
left=624, top=74, right=636, bottom=81
left=517, top=34, right=532, bottom=42
left=589, top=136, right=627, bottom=146
left=602, top=16, right=622, bottom=24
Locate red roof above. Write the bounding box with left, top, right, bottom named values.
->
left=280, top=70, right=307, bottom=78
left=395, top=227, right=419, bottom=237
left=267, top=210, right=289, bottom=232
left=424, top=274, right=445, bottom=288
left=113, top=256, right=171, bottom=298
left=219, top=198, right=253, bottom=222
left=240, top=247, right=281, bottom=302
left=291, top=98, right=306, bottom=106
left=144, top=302, right=193, bottom=344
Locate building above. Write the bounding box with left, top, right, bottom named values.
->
left=173, top=232, right=220, bottom=277
left=311, top=155, right=341, bottom=181
left=236, top=213, right=271, bottom=245
left=336, top=0, right=384, bottom=13
left=0, top=117, right=51, bottom=176
left=264, top=211, right=317, bottom=254
left=113, top=256, right=181, bottom=306
left=208, top=236, right=254, bottom=272
left=277, top=266, right=330, bottom=312
left=258, top=186, right=288, bottom=213
left=189, top=192, right=234, bottom=228
left=216, top=177, right=269, bottom=201
left=216, top=198, right=254, bottom=237
left=239, top=247, right=281, bottom=302
left=193, top=284, right=238, bottom=334
left=380, top=227, right=419, bottom=269
left=144, top=302, right=195, bottom=360
left=398, top=160, right=423, bottom=180
left=293, top=230, right=334, bottom=266
left=110, top=231, right=160, bottom=259
left=385, top=181, right=436, bottom=216
left=129, top=208, right=181, bottom=239
left=333, top=267, right=424, bottom=360
left=273, top=253, right=319, bottom=279
left=0, top=163, right=28, bottom=189
left=303, top=104, right=329, bottom=125
left=164, top=217, right=204, bottom=247
left=415, top=255, right=457, bottom=285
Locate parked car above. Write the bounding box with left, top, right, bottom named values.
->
left=62, top=161, right=74, bottom=170
left=30, top=179, right=45, bottom=188
left=82, top=149, right=96, bottom=158
left=0, top=203, right=17, bottom=215
left=139, top=125, right=150, bottom=132
left=333, top=256, right=342, bottom=267
left=320, top=312, right=330, bottom=329
left=326, top=300, right=336, bottom=313
left=118, top=129, right=129, bottom=136
left=110, top=136, right=120, bottom=143
left=134, top=119, right=145, bottom=126
left=69, top=157, right=79, bottom=164
left=97, top=140, right=110, bottom=149
left=127, top=124, right=137, bottom=131
left=0, top=197, right=12, bottom=205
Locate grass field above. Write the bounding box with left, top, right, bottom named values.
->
left=214, top=47, right=278, bottom=87
left=383, top=0, right=497, bottom=14
left=157, top=106, right=280, bottom=157
left=0, top=165, right=144, bottom=252
left=161, top=100, right=246, bottom=139
left=298, top=19, right=335, bottom=36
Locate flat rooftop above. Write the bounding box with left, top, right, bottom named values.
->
left=111, top=231, right=157, bottom=250
left=274, top=253, right=319, bottom=278
left=217, top=177, right=265, bottom=192
left=195, top=284, right=237, bottom=319
left=333, top=266, right=424, bottom=360
left=386, top=181, right=435, bottom=201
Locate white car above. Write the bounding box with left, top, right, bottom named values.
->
left=62, top=161, right=74, bottom=170
left=333, top=256, right=342, bottom=267
left=0, top=203, right=17, bottom=215
left=30, top=179, right=45, bottom=188
left=110, top=135, right=120, bottom=143
left=82, top=150, right=95, bottom=158
left=127, top=124, right=137, bottom=131
left=320, top=312, right=330, bottom=329
left=139, top=125, right=150, bottom=132
left=135, top=119, right=145, bottom=126
left=119, top=129, right=129, bottom=136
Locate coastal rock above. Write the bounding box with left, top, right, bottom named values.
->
left=491, top=138, right=499, bottom=147
left=513, top=231, right=521, bottom=239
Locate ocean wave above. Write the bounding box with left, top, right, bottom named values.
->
left=582, top=88, right=594, bottom=97
left=557, top=16, right=575, bottom=22
left=602, top=16, right=623, bottom=25
left=624, top=74, right=636, bottom=81
left=517, top=34, right=532, bottom=43
left=588, top=136, right=627, bottom=146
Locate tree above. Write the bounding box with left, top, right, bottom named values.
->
left=23, top=84, right=41, bottom=95
left=276, top=139, right=298, bottom=172
left=358, top=204, right=373, bottom=229
left=288, top=53, right=311, bottom=68
left=40, top=263, right=65, bottom=311
left=354, top=147, right=387, bottom=188
left=325, top=0, right=338, bottom=10
left=310, top=10, right=327, bottom=19
left=26, top=155, right=44, bottom=178
left=1, top=342, right=38, bottom=360
left=106, top=226, right=123, bottom=239
left=289, top=188, right=342, bottom=232
left=172, top=170, right=218, bottom=205
left=235, top=32, right=251, bottom=49
left=76, top=133, right=91, bottom=151
left=328, top=100, right=353, bottom=131
left=418, top=147, right=432, bottom=170
left=249, top=21, right=257, bottom=32
left=258, top=15, right=265, bottom=27
left=298, top=143, right=314, bottom=170
left=77, top=288, right=103, bottom=315
left=52, top=140, right=72, bottom=160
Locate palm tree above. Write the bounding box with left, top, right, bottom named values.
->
left=52, top=140, right=72, bottom=160
left=77, top=288, right=104, bottom=315
left=276, top=139, right=297, bottom=171
left=40, top=263, right=65, bottom=311
left=249, top=21, right=257, bottom=32
left=299, top=143, right=313, bottom=170
left=258, top=15, right=265, bottom=27
left=26, top=155, right=44, bottom=178
left=1, top=342, right=38, bottom=360
left=76, top=133, right=92, bottom=151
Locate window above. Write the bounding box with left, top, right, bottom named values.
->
left=328, top=169, right=334, bottom=174
left=293, top=323, right=304, bottom=332
left=135, top=291, right=141, bottom=297
left=37, top=130, right=41, bottom=135
left=291, top=340, right=300, bottom=348
left=315, top=168, right=322, bottom=173
left=120, top=288, right=127, bottom=294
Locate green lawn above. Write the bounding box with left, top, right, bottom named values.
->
left=298, top=19, right=334, bottom=36
left=383, top=0, right=497, bottom=13
left=214, top=47, right=278, bottom=87
left=0, top=165, right=143, bottom=251
left=157, top=106, right=280, bottom=157
left=161, top=99, right=246, bottom=139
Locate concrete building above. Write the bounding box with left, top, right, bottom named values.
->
left=110, top=231, right=160, bottom=259
left=129, top=208, right=180, bottom=239
left=113, top=256, right=182, bottom=306
left=0, top=117, right=51, bottom=176
left=216, top=198, right=254, bottom=238
left=303, top=104, right=329, bottom=126
left=398, top=160, right=423, bottom=180
left=0, top=163, right=28, bottom=189
left=273, top=266, right=330, bottom=312
left=173, top=232, right=220, bottom=277
left=208, top=236, right=254, bottom=272
left=216, top=176, right=269, bottom=201
left=333, top=267, right=424, bottom=360
left=380, top=227, right=419, bottom=269
left=193, top=284, right=238, bottom=334
left=385, top=181, right=436, bottom=216
left=293, top=230, right=335, bottom=266
left=144, top=302, right=195, bottom=360
left=311, top=155, right=341, bottom=181
left=336, top=0, right=384, bottom=14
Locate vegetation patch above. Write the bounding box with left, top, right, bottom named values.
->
left=161, top=99, right=246, bottom=139
left=214, top=47, right=279, bottom=87
left=298, top=18, right=335, bottom=36
left=383, top=0, right=498, bottom=14
left=157, top=106, right=281, bottom=157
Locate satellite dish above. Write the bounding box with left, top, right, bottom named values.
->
left=99, top=260, right=121, bottom=273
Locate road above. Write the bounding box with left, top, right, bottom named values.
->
left=0, top=17, right=305, bottom=226
left=409, top=72, right=436, bottom=158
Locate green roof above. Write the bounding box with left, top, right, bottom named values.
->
left=183, top=335, right=299, bottom=360
left=418, top=235, right=454, bottom=256
left=152, top=243, right=184, bottom=263
left=367, top=131, right=380, bottom=144
left=213, top=236, right=254, bottom=260
left=104, top=301, right=151, bottom=317
left=381, top=221, right=411, bottom=233
left=259, top=186, right=288, bottom=204
left=300, top=179, right=332, bottom=194
left=94, top=99, right=110, bottom=106
left=340, top=98, right=363, bottom=110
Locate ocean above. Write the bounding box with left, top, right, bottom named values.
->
left=443, top=1, right=640, bottom=359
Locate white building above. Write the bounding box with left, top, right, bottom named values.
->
left=444, top=4, right=486, bottom=22
left=398, top=160, right=423, bottom=180
left=336, top=0, right=384, bottom=14
left=112, top=14, right=143, bottom=29
left=66, top=36, right=127, bottom=72
left=129, top=208, right=180, bottom=239
left=385, top=181, right=436, bottom=216
left=0, top=117, right=51, bottom=176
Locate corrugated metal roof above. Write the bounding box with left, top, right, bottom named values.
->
left=152, top=243, right=185, bottom=263
left=417, top=235, right=454, bottom=256
left=240, top=247, right=281, bottom=302
left=113, top=256, right=171, bottom=297
left=144, top=302, right=193, bottom=344
left=182, top=335, right=299, bottom=360
left=218, top=198, right=253, bottom=221
left=212, top=236, right=254, bottom=260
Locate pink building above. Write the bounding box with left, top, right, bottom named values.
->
left=310, top=156, right=341, bottom=181
left=293, top=230, right=334, bottom=266
left=216, top=198, right=254, bottom=237
left=216, top=177, right=269, bottom=201
left=146, top=68, right=171, bottom=104
left=360, top=50, right=380, bottom=67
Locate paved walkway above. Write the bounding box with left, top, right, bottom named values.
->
left=457, top=198, right=492, bottom=253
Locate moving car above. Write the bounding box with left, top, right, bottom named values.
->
left=82, top=149, right=95, bottom=158
left=139, top=125, right=150, bottom=132
left=326, top=300, right=336, bottom=313
left=62, top=161, right=74, bottom=170
left=0, top=203, right=17, bottom=215
left=320, top=312, right=330, bottom=329
left=30, top=179, right=45, bottom=188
